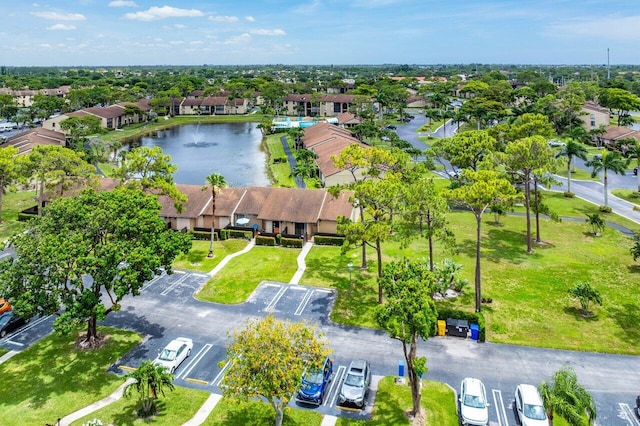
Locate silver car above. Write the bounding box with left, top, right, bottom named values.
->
left=515, top=384, right=549, bottom=426
left=338, top=359, right=371, bottom=408
left=153, top=337, right=193, bottom=374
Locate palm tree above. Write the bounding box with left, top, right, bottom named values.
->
left=556, top=140, right=587, bottom=194
left=203, top=173, right=227, bottom=258
left=123, top=360, right=175, bottom=417
left=538, top=367, right=596, bottom=426
left=585, top=150, right=628, bottom=207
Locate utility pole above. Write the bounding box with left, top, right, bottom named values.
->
left=607, top=48, right=610, bottom=80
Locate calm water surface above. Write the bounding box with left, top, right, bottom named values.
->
left=131, top=122, right=270, bottom=186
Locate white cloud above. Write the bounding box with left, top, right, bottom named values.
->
left=47, top=24, right=76, bottom=30
left=209, top=15, right=239, bottom=23
left=245, top=16, right=255, bottom=22
left=250, top=29, right=286, bottom=36
left=124, top=6, right=203, bottom=21
left=546, top=15, right=640, bottom=41
left=108, top=0, right=137, bottom=7
left=224, top=33, right=252, bottom=45
left=174, top=24, right=187, bottom=29
left=31, top=11, right=86, bottom=21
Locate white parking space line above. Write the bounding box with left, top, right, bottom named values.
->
left=294, top=289, right=314, bottom=316
left=265, top=285, right=288, bottom=311
left=5, top=340, right=24, bottom=347
left=212, top=359, right=232, bottom=387
left=192, top=273, right=208, bottom=278
left=142, top=273, right=165, bottom=291
left=176, top=343, right=213, bottom=381
left=160, top=273, right=191, bottom=296
left=619, top=403, right=640, bottom=426
left=492, top=389, right=509, bottom=426
left=5, top=315, right=52, bottom=340
left=264, top=283, right=280, bottom=288
left=326, top=365, right=346, bottom=407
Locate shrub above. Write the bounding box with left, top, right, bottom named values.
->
left=17, top=212, right=36, bottom=222
left=256, top=236, right=276, bottom=246
left=563, top=191, right=575, bottom=198
left=192, top=230, right=219, bottom=241
left=275, top=233, right=282, bottom=245
left=314, top=235, right=345, bottom=246
left=435, top=306, right=486, bottom=342
left=220, top=228, right=229, bottom=240
left=281, top=237, right=304, bottom=248
left=598, top=205, right=612, bottom=213
left=228, top=229, right=253, bottom=240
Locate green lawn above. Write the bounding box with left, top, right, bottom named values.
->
left=71, top=385, right=211, bottom=426
left=173, top=239, right=251, bottom=273
left=196, top=245, right=300, bottom=304
left=202, top=397, right=323, bottom=426
left=264, top=132, right=297, bottom=187
left=336, top=378, right=458, bottom=426
left=302, top=206, right=640, bottom=354
left=0, top=190, right=36, bottom=241
left=0, top=327, right=141, bottom=426
left=612, top=188, right=640, bottom=208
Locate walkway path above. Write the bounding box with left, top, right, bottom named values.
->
left=289, top=241, right=314, bottom=284
left=207, top=238, right=256, bottom=277
left=59, top=378, right=135, bottom=426
left=280, top=135, right=305, bottom=188
left=182, top=394, right=222, bottom=426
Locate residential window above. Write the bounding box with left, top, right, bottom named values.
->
left=591, top=120, right=596, bottom=127
left=333, top=103, right=341, bottom=113
left=590, top=114, right=595, bottom=119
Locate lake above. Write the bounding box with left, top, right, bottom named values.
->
left=130, top=122, right=270, bottom=186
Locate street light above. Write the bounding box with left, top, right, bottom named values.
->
left=347, top=263, right=353, bottom=287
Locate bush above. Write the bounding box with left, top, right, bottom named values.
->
left=563, top=191, right=575, bottom=198
left=256, top=236, right=276, bottom=246
left=435, top=306, right=486, bottom=342
left=281, top=237, right=304, bottom=248
left=220, top=228, right=229, bottom=240
left=598, top=205, right=612, bottom=213
left=192, top=230, right=219, bottom=241
left=275, top=233, right=282, bottom=245
left=228, top=229, right=253, bottom=240
left=17, top=212, right=36, bottom=222
left=314, top=235, right=345, bottom=246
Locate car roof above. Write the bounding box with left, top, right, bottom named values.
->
left=517, top=384, right=543, bottom=404
left=463, top=378, right=485, bottom=395
left=165, top=338, right=190, bottom=350
left=347, top=359, right=368, bottom=373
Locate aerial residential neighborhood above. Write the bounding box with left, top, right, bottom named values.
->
left=1, top=2, right=640, bottom=426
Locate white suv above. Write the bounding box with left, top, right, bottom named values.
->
left=514, top=384, right=549, bottom=426
left=153, top=337, right=193, bottom=374
left=459, top=377, right=489, bottom=426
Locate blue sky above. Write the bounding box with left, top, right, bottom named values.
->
left=1, top=0, right=638, bottom=66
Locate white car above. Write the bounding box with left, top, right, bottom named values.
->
left=459, top=378, right=489, bottom=426
left=515, top=384, right=549, bottom=426
left=153, top=337, right=193, bottom=373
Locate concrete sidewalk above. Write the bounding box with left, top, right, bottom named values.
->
left=207, top=238, right=255, bottom=277
left=0, top=349, right=18, bottom=365
left=289, top=241, right=314, bottom=284
left=182, top=393, right=222, bottom=426
left=59, top=378, right=135, bottom=426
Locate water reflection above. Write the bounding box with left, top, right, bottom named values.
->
left=129, top=122, right=270, bottom=186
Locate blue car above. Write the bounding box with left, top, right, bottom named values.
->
left=295, top=357, right=333, bottom=405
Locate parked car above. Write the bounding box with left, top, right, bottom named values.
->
left=459, top=377, right=489, bottom=426
left=338, top=359, right=371, bottom=408
left=384, top=124, right=397, bottom=130
left=153, top=337, right=193, bottom=373
left=514, top=384, right=549, bottom=426
left=295, top=356, right=333, bottom=405
left=0, top=298, right=12, bottom=315
left=593, top=154, right=602, bottom=161
left=548, top=139, right=566, bottom=148
left=633, top=166, right=638, bottom=176
left=447, top=167, right=461, bottom=179
left=0, top=311, right=27, bottom=338
left=399, top=117, right=411, bottom=122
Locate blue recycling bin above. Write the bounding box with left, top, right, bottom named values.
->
left=398, top=359, right=405, bottom=377
left=470, top=323, right=479, bottom=341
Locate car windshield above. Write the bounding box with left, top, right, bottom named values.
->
left=524, top=404, right=547, bottom=420
left=344, top=373, right=364, bottom=387
left=303, top=370, right=324, bottom=385
left=463, top=394, right=486, bottom=409
left=158, top=349, right=177, bottom=361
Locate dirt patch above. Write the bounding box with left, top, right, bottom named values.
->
left=75, top=332, right=110, bottom=350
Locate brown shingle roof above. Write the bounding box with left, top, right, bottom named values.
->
left=3, top=128, right=66, bottom=154
left=256, top=187, right=330, bottom=223
left=318, top=190, right=354, bottom=221
left=83, top=105, right=125, bottom=119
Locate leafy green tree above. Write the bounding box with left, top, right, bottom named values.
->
left=503, top=136, right=556, bottom=253
left=221, top=315, right=329, bottom=426
left=446, top=170, right=517, bottom=312
left=538, top=367, right=597, bottom=426
left=376, top=259, right=437, bottom=418
left=460, top=97, right=508, bottom=130
left=630, top=232, right=640, bottom=262
left=0, top=188, right=193, bottom=346
left=506, top=113, right=556, bottom=141
left=123, top=360, right=175, bottom=417
left=0, top=146, right=25, bottom=221
left=25, top=145, right=98, bottom=211
left=113, top=146, right=187, bottom=212
left=31, top=94, right=66, bottom=121
left=203, top=173, right=227, bottom=258
left=60, top=115, right=105, bottom=154
left=556, top=140, right=588, bottom=194
left=428, top=130, right=496, bottom=173
left=567, top=282, right=602, bottom=317
left=585, top=213, right=605, bottom=236
left=0, top=94, right=16, bottom=120
left=585, top=150, right=628, bottom=207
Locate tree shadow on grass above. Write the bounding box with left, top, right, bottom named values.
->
left=485, top=228, right=539, bottom=264
left=110, top=398, right=167, bottom=426
left=626, top=264, right=640, bottom=274
left=607, top=303, right=640, bottom=344
left=562, top=306, right=601, bottom=323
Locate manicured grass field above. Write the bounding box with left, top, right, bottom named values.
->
left=612, top=188, right=640, bottom=208
left=336, top=378, right=458, bottom=426
left=202, top=397, right=323, bottom=425
left=264, top=132, right=297, bottom=188
left=172, top=239, right=250, bottom=273
left=0, top=190, right=36, bottom=241
left=71, top=385, right=211, bottom=426
left=302, top=204, right=640, bottom=354
left=196, top=245, right=300, bottom=304
left=0, top=327, right=141, bottom=426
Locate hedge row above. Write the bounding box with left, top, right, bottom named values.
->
left=281, top=237, right=304, bottom=248
left=314, top=235, right=345, bottom=246
left=435, top=306, right=486, bottom=342
left=256, top=236, right=276, bottom=246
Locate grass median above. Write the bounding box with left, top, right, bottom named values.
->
left=0, top=326, right=141, bottom=426
left=172, top=239, right=251, bottom=273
